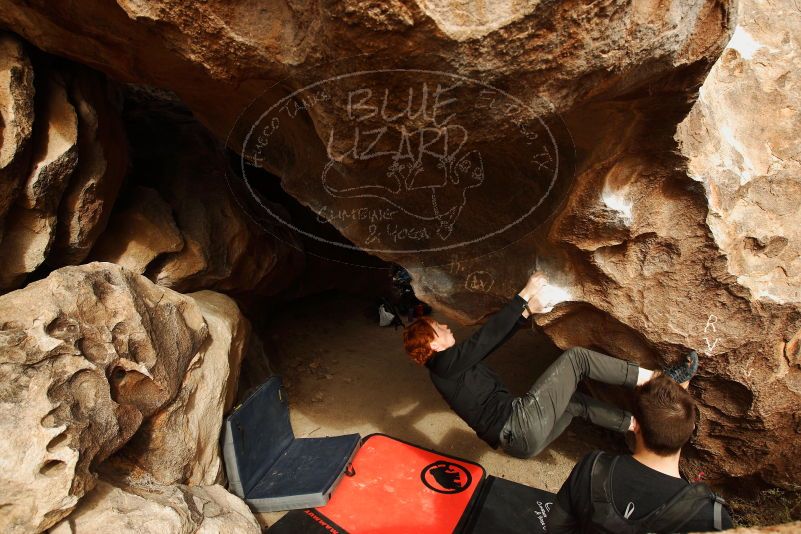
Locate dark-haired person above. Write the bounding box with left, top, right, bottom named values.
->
left=546, top=373, right=732, bottom=533
left=402, top=271, right=668, bottom=459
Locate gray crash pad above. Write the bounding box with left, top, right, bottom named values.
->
left=222, top=376, right=360, bottom=512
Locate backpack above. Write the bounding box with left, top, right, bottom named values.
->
left=585, top=451, right=727, bottom=534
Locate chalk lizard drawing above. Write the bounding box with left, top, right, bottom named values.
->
left=321, top=134, right=484, bottom=241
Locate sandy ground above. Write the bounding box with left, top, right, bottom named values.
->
left=254, top=291, right=628, bottom=528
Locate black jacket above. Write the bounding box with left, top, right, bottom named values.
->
left=425, top=295, right=528, bottom=448
left=547, top=451, right=733, bottom=533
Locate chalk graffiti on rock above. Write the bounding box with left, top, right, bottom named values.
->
left=315, top=206, right=397, bottom=225
left=465, top=271, right=495, bottom=293
left=703, top=314, right=720, bottom=355
left=232, top=68, right=574, bottom=264
left=322, top=83, right=484, bottom=241
left=250, top=89, right=331, bottom=166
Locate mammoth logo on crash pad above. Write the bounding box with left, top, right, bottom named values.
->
left=420, top=461, right=473, bottom=494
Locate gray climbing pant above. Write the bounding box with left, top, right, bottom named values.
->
left=499, top=346, right=639, bottom=458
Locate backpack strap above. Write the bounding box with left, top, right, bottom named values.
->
left=640, top=482, right=723, bottom=533
left=589, top=450, right=609, bottom=504
left=590, top=452, right=727, bottom=534
left=712, top=492, right=727, bottom=531
left=589, top=451, right=637, bottom=534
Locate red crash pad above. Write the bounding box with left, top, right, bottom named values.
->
left=315, top=434, right=485, bottom=533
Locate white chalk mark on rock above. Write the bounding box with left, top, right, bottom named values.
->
left=465, top=271, right=495, bottom=293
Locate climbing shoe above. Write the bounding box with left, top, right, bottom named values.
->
left=663, top=350, right=699, bottom=384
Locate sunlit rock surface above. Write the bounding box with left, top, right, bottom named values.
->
left=671, top=0, right=801, bottom=487
left=0, top=67, right=78, bottom=289
left=0, top=263, right=206, bottom=532
left=0, top=37, right=127, bottom=291
left=677, top=0, right=801, bottom=305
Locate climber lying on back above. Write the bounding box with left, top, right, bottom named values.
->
left=546, top=359, right=734, bottom=533
left=402, top=271, right=677, bottom=459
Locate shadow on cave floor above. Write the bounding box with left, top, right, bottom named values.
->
left=252, top=290, right=629, bottom=527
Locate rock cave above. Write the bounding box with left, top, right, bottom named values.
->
left=0, top=0, right=800, bottom=532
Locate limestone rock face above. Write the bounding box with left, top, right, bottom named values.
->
left=0, top=0, right=734, bottom=144
left=0, top=0, right=732, bottom=282
left=48, top=479, right=260, bottom=534
left=0, top=33, right=34, bottom=241
left=90, top=186, right=184, bottom=274
left=0, top=42, right=127, bottom=292
left=670, top=0, right=801, bottom=486
left=677, top=0, right=801, bottom=305
left=0, top=68, right=78, bottom=289
left=665, top=0, right=801, bottom=487
left=110, top=290, right=249, bottom=486
left=49, top=65, right=128, bottom=266
left=0, top=263, right=207, bottom=533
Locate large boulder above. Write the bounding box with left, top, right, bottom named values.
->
left=677, top=0, right=801, bottom=303
left=0, top=263, right=207, bottom=533
left=0, top=0, right=735, bottom=275
left=110, top=290, right=250, bottom=486
left=48, top=479, right=260, bottom=534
